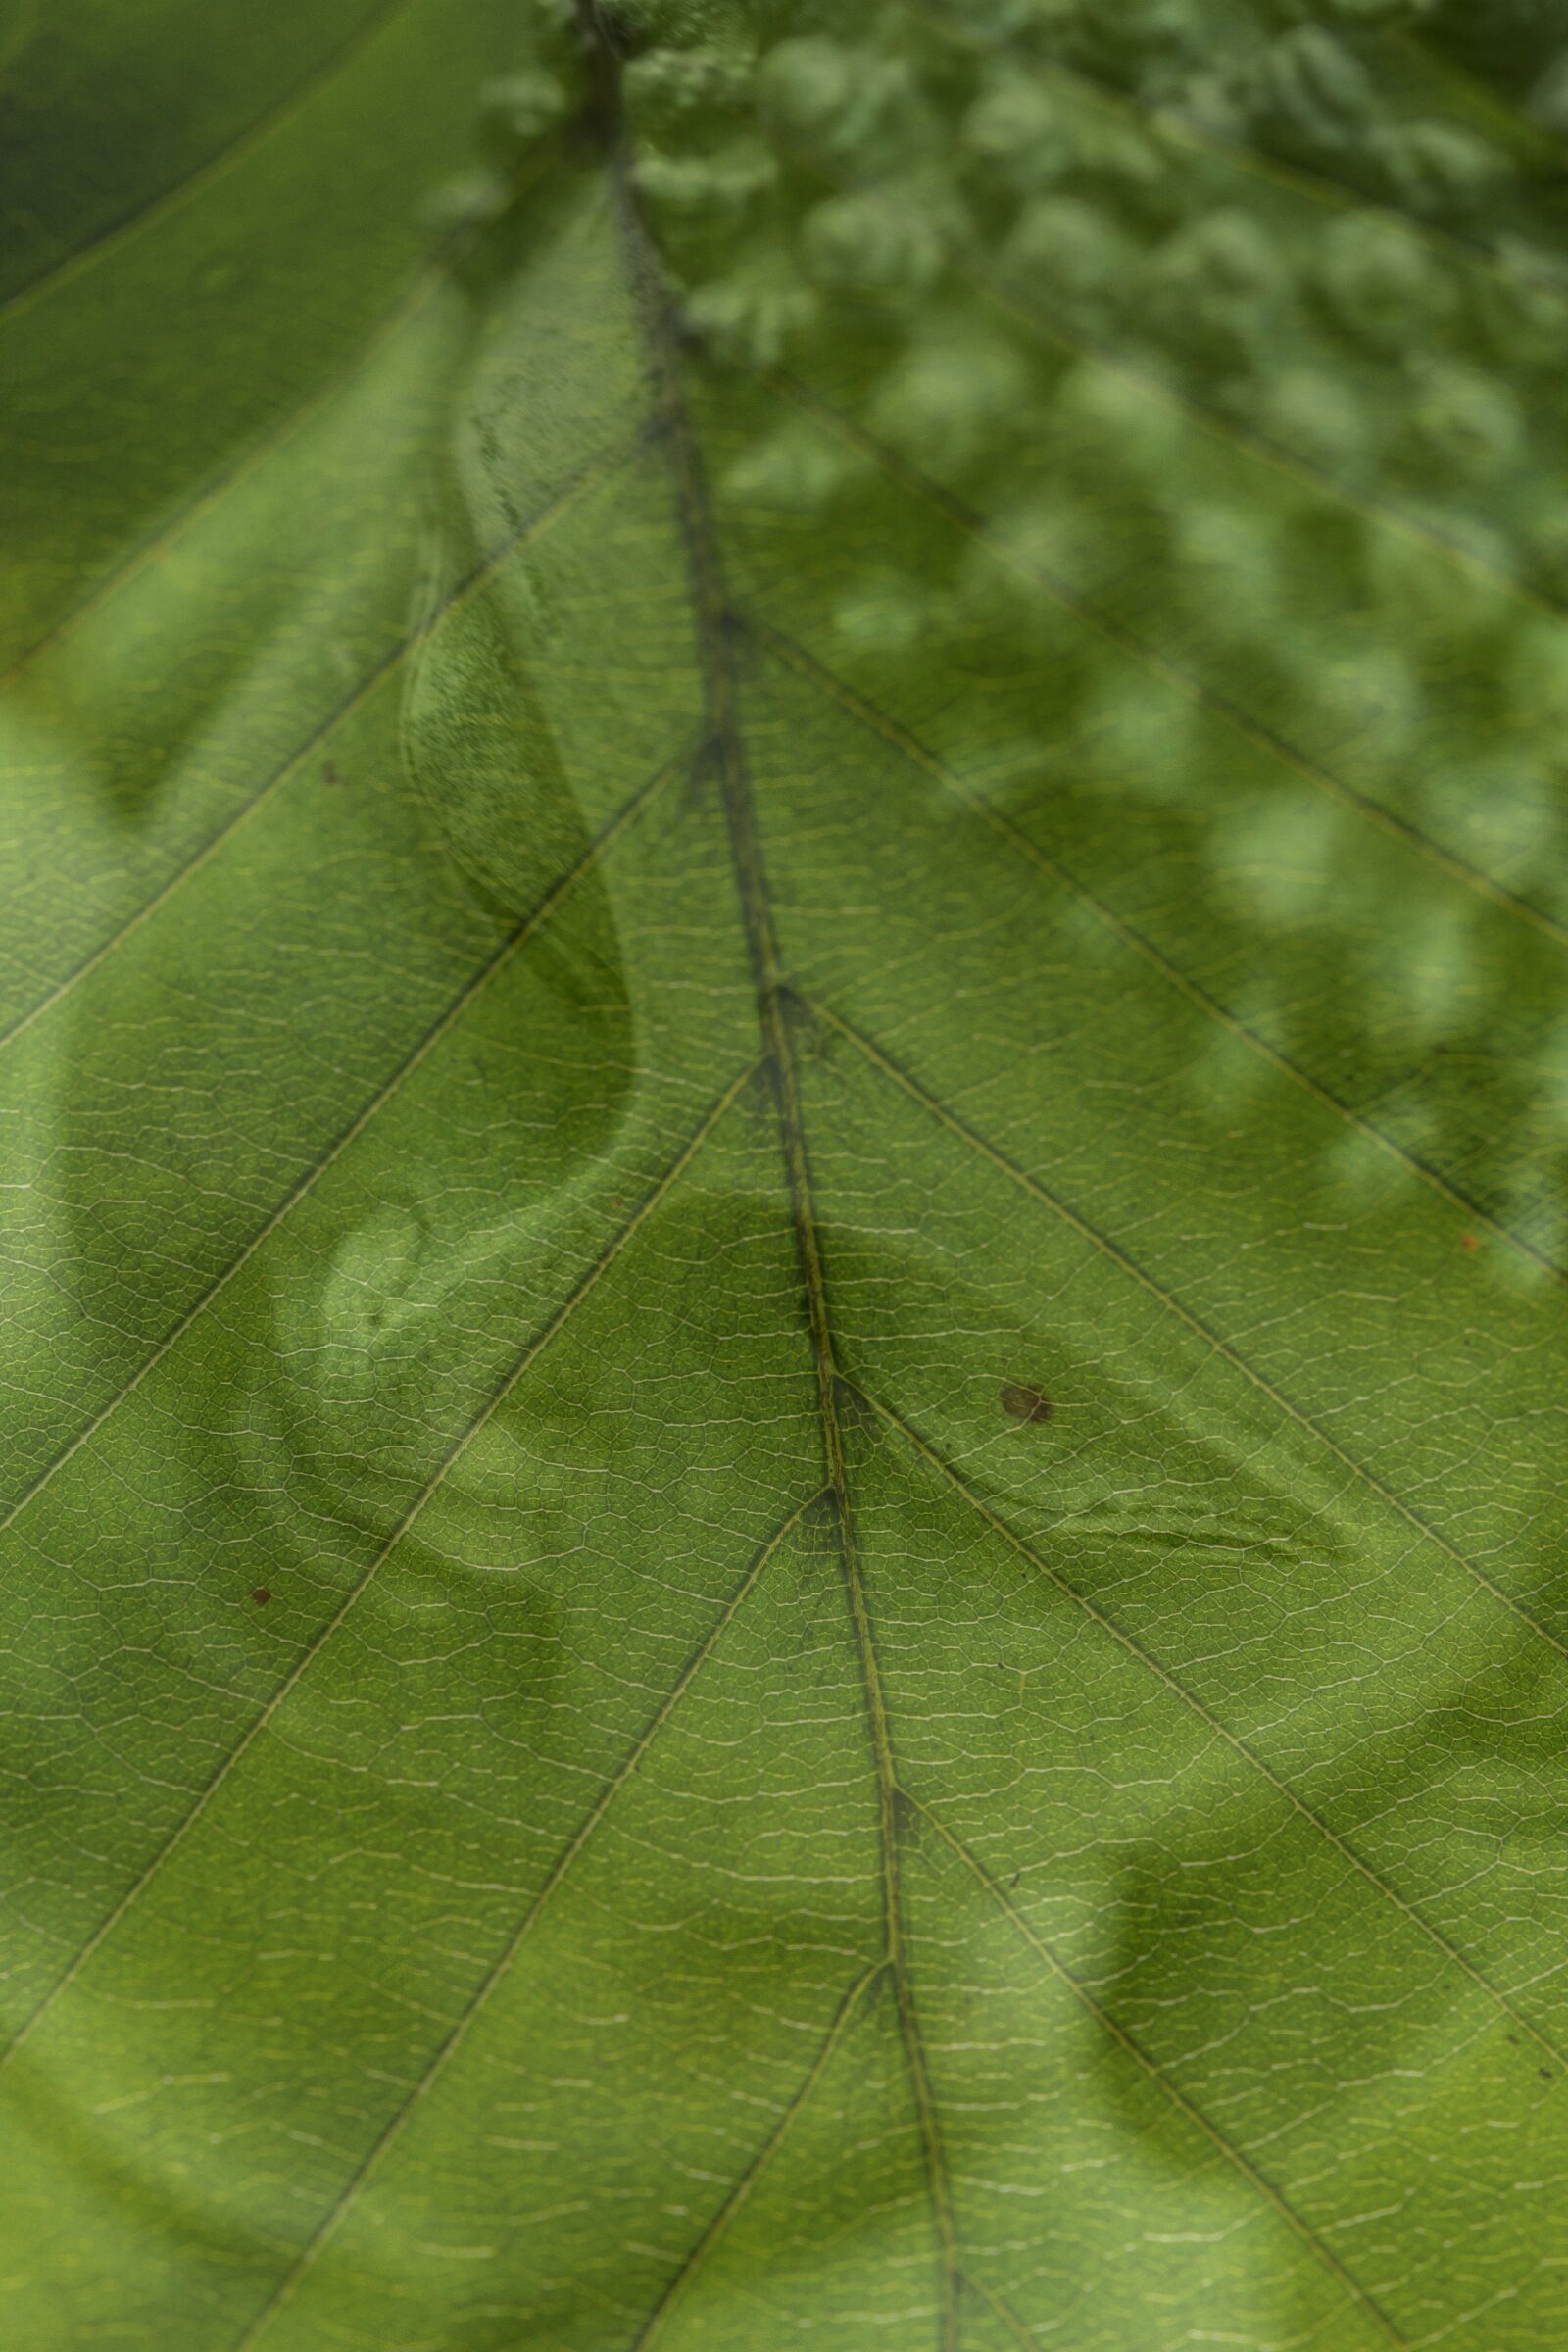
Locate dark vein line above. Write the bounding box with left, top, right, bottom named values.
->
left=0, top=0, right=412, bottom=323
left=852, top=1375, right=1566, bottom=2072
left=749, top=614, right=1564, bottom=1286
left=909, top=1794, right=1408, bottom=2349
left=0, top=738, right=672, bottom=1544
left=0, top=423, right=648, bottom=1061
left=775, top=95, right=1565, bottom=636
left=581, top=16, right=961, bottom=2337
left=905, top=0, right=1568, bottom=316
left=816, top=1000, right=1568, bottom=1672
left=0, top=254, right=441, bottom=694
left=226, top=1490, right=820, bottom=2352
left=0, top=122, right=567, bottom=699
left=632, top=1956, right=885, bottom=2351
left=961, top=2269, right=1040, bottom=2352
left=774, top=372, right=1568, bottom=954
left=962, top=251, right=1566, bottom=632
left=1, top=1048, right=758, bottom=2076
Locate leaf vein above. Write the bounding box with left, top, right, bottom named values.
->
left=749, top=615, right=1561, bottom=1284
left=910, top=1792, right=1408, bottom=2348
left=591, top=23, right=962, bottom=2336
left=1, top=0, right=413, bottom=326
left=774, top=373, right=1568, bottom=953
left=0, top=423, right=651, bottom=1061
left=631, top=1952, right=884, bottom=2352
left=227, top=1490, right=823, bottom=2352
left=852, top=1374, right=1566, bottom=2072
left=0, top=772, right=720, bottom=2068
left=815, top=998, right=1568, bottom=1672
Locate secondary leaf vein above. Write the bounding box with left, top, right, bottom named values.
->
left=774, top=372, right=1568, bottom=953
left=909, top=1792, right=1408, bottom=2350
left=816, top=997, right=1568, bottom=1671
left=0, top=422, right=652, bottom=1061
left=226, top=1489, right=823, bottom=2352
left=852, top=1373, right=1566, bottom=2072
left=748, top=614, right=1562, bottom=1285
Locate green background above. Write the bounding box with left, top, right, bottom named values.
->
left=4, top=3, right=1568, bottom=2345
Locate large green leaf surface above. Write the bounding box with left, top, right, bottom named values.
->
left=5, top=2, right=1568, bottom=2344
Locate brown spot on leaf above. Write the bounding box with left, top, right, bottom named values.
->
left=1001, top=1381, right=1053, bottom=1425
left=1460, top=1231, right=1479, bottom=1252
left=322, top=760, right=346, bottom=787
left=251, top=1587, right=271, bottom=1607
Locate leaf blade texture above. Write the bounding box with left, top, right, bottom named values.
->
left=4, top=3, right=1568, bottom=2346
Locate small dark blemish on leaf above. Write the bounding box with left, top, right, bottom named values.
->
left=1001, top=1381, right=1053, bottom=1425
left=611, top=1194, right=624, bottom=1210
left=1461, top=1231, right=1479, bottom=1253
left=322, top=761, right=347, bottom=787
left=1542, top=2068, right=1554, bottom=2082
left=251, top=1587, right=271, bottom=1607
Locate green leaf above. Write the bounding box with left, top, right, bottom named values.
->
left=5, top=3, right=1568, bottom=2346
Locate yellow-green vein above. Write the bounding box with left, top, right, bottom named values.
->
left=632, top=1955, right=886, bottom=2352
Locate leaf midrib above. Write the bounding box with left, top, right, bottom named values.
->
left=543, top=31, right=1407, bottom=2351
left=11, top=25, right=1560, bottom=2341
